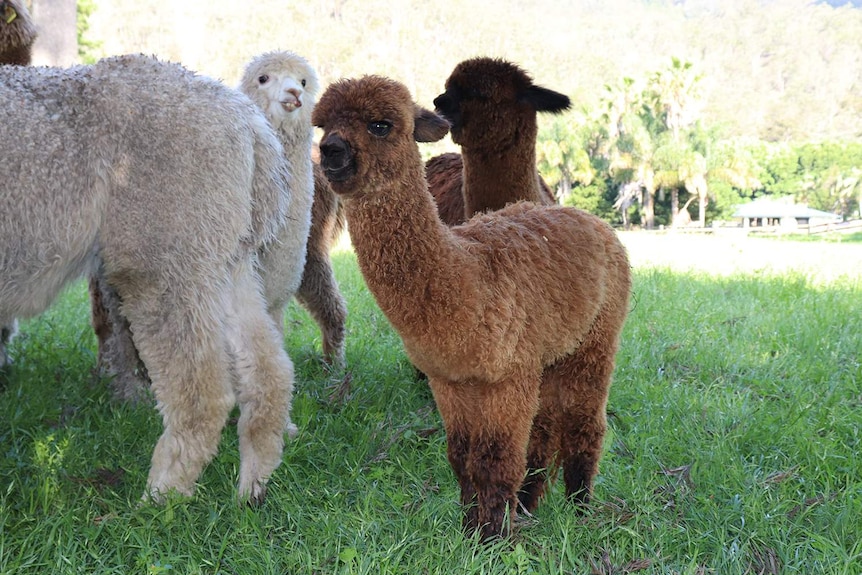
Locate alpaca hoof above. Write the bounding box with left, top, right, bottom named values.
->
left=141, top=484, right=193, bottom=506
left=286, top=422, right=298, bottom=439
left=243, top=481, right=268, bottom=507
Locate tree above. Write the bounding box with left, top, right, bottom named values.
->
left=536, top=115, right=595, bottom=203
left=597, top=78, right=662, bottom=228
left=31, top=0, right=78, bottom=66
left=644, top=58, right=709, bottom=226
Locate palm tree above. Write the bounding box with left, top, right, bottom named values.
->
left=645, top=58, right=711, bottom=226
left=599, top=78, right=662, bottom=228
left=537, top=115, right=595, bottom=202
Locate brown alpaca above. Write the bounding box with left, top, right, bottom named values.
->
left=296, top=161, right=348, bottom=366
left=0, top=0, right=36, bottom=66
left=426, top=57, right=569, bottom=226
left=312, top=76, right=631, bottom=540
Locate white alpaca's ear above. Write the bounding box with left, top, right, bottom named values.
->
left=413, top=106, right=450, bottom=143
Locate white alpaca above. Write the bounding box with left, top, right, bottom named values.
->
left=90, top=51, right=347, bottom=404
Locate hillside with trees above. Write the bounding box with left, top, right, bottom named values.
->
left=79, top=0, right=862, bottom=226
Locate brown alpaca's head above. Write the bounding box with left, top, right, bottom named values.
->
left=312, top=75, right=449, bottom=197
left=432, top=57, right=571, bottom=149
left=0, top=0, right=37, bottom=66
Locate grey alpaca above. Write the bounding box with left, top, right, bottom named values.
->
left=0, top=0, right=37, bottom=366
left=1, top=54, right=297, bottom=503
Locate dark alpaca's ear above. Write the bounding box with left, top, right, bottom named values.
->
left=522, top=85, right=571, bottom=114
left=413, top=106, right=450, bottom=142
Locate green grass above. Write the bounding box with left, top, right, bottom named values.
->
left=1, top=246, right=860, bottom=574
left=760, top=231, right=862, bottom=244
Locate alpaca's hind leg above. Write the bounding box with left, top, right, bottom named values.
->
left=518, top=381, right=561, bottom=512
left=227, top=261, right=295, bottom=505
left=295, top=253, right=347, bottom=368
left=89, top=273, right=150, bottom=402
left=120, top=285, right=235, bottom=501
left=550, top=346, right=615, bottom=507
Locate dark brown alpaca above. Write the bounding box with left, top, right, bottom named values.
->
left=426, top=57, right=569, bottom=225
left=313, top=76, right=631, bottom=541
left=0, top=0, right=36, bottom=66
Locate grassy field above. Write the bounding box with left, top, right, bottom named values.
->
left=1, top=233, right=860, bottom=574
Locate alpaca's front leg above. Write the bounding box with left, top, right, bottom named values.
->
left=470, top=431, right=523, bottom=540
left=89, top=273, right=151, bottom=402
left=295, top=252, right=347, bottom=368
left=433, top=375, right=539, bottom=540
left=444, top=428, right=479, bottom=532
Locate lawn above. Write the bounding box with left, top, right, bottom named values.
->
left=1, top=233, right=860, bottom=574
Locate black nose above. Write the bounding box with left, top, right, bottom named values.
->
left=433, top=93, right=453, bottom=114
left=319, top=133, right=355, bottom=183
left=320, top=134, right=348, bottom=164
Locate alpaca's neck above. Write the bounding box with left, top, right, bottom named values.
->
left=279, top=123, right=314, bottom=189
left=344, top=156, right=470, bottom=339
left=461, top=125, right=542, bottom=217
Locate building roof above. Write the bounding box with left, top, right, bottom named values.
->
left=732, top=197, right=842, bottom=221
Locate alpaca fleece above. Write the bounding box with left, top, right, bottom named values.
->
left=313, top=76, right=631, bottom=540
left=0, top=0, right=37, bottom=366
left=1, top=54, right=296, bottom=504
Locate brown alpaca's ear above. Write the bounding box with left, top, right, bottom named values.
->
left=413, top=106, right=450, bottom=143
left=521, top=85, right=572, bottom=114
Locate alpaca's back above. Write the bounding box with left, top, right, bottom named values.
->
left=0, top=66, right=103, bottom=318
left=435, top=202, right=629, bottom=378
left=0, top=55, right=289, bottom=320
left=427, top=153, right=557, bottom=226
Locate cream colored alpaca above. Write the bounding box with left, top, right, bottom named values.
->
left=313, top=76, right=631, bottom=540
left=90, top=51, right=346, bottom=402
left=240, top=51, right=347, bottom=367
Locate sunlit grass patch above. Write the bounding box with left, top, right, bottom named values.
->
left=1, top=238, right=859, bottom=573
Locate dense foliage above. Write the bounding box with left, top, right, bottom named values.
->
left=81, top=0, right=862, bottom=226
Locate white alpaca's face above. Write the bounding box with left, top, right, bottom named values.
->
left=241, top=53, right=320, bottom=131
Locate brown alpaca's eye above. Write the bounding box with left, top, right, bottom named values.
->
left=368, top=121, right=392, bottom=138
left=258, top=74, right=269, bottom=84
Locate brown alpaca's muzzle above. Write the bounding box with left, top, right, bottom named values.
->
left=319, top=133, right=356, bottom=183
